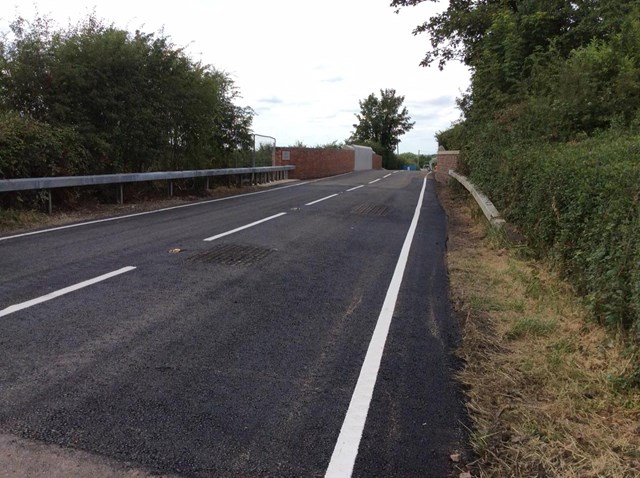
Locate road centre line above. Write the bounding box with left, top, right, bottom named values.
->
left=0, top=266, right=137, bottom=319
left=383, top=173, right=392, bottom=178
left=305, top=194, right=339, bottom=206
left=0, top=181, right=309, bottom=243
left=345, top=185, right=364, bottom=192
left=203, top=212, right=287, bottom=242
left=368, top=179, right=381, bottom=184
left=325, top=177, right=428, bottom=478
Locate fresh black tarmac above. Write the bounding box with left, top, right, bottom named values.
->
left=0, top=171, right=468, bottom=477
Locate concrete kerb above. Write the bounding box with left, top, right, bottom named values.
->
left=448, top=170, right=506, bottom=229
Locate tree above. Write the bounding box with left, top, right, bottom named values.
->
left=0, top=14, right=254, bottom=176
left=349, top=88, right=414, bottom=168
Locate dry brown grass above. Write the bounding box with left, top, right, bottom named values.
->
left=439, top=182, right=640, bottom=478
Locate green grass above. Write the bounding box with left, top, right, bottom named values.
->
left=507, top=317, right=558, bottom=340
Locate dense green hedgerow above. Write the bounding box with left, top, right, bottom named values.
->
left=465, top=131, right=640, bottom=340
left=0, top=111, right=88, bottom=178
left=0, top=14, right=254, bottom=180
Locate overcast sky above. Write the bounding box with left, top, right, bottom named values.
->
left=5, top=0, right=470, bottom=154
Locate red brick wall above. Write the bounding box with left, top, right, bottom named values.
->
left=436, top=151, right=460, bottom=183
left=274, top=148, right=355, bottom=179
left=372, top=154, right=382, bottom=170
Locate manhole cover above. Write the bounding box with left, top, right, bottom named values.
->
left=350, top=204, right=390, bottom=216
left=189, top=243, right=275, bottom=266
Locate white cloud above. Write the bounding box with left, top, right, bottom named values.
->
left=4, top=0, right=470, bottom=152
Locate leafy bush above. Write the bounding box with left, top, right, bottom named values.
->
left=0, top=111, right=88, bottom=178
left=465, top=131, right=640, bottom=339
left=0, top=14, right=253, bottom=178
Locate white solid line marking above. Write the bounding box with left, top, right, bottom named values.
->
left=346, top=185, right=364, bottom=192
left=0, top=266, right=137, bottom=318
left=325, top=177, right=428, bottom=478
left=305, top=194, right=339, bottom=206
left=368, top=179, right=381, bottom=184
left=203, top=212, right=287, bottom=241
left=0, top=182, right=309, bottom=243
left=383, top=173, right=392, bottom=178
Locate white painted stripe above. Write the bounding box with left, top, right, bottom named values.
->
left=325, top=177, right=428, bottom=478
left=0, top=182, right=308, bottom=243
left=346, top=185, right=364, bottom=192
left=368, top=179, right=381, bottom=184
left=203, top=212, right=286, bottom=242
left=305, top=194, right=339, bottom=206
left=0, top=266, right=136, bottom=318
left=383, top=173, right=392, bottom=178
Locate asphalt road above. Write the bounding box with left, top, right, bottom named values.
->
left=0, top=170, right=469, bottom=477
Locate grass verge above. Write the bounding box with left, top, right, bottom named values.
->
left=439, top=181, right=640, bottom=477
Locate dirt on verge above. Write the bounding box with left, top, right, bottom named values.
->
left=0, top=433, right=175, bottom=478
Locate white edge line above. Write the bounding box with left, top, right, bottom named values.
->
left=0, top=181, right=309, bottom=243
left=305, top=193, right=339, bottom=206
left=203, top=212, right=287, bottom=242
left=325, top=177, right=428, bottom=478
left=0, top=266, right=137, bottom=318
left=368, top=179, right=381, bottom=184
left=346, top=185, right=364, bottom=192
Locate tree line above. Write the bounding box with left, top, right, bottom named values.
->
left=394, top=0, right=640, bottom=378
left=0, top=15, right=254, bottom=181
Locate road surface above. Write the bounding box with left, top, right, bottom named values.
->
left=0, top=170, right=468, bottom=477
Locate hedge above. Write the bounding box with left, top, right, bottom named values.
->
left=465, top=131, right=640, bottom=340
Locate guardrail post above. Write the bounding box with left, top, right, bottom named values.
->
left=206, top=177, right=210, bottom=191
left=118, top=184, right=124, bottom=204
left=47, top=190, right=53, bottom=214
left=169, top=180, right=173, bottom=197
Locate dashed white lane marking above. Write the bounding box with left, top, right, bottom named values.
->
left=368, top=179, right=381, bottom=184
left=325, top=177, right=428, bottom=478
left=0, top=182, right=308, bottom=243
left=203, top=212, right=287, bottom=242
left=305, top=194, right=339, bottom=206
left=345, top=185, right=364, bottom=192
left=383, top=173, right=392, bottom=178
left=0, top=266, right=137, bottom=318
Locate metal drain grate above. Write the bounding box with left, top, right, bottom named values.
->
left=350, top=204, right=390, bottom=217
left=189, top=243, right=275, bottom=266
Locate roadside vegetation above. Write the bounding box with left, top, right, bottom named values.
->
left=441, top=184, right=640, bottom=477
left=390, top=0, right=640, bottom=474
left=393, top=0, right=640, bottom=380
left=0, top=14, right=255, bottom=209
